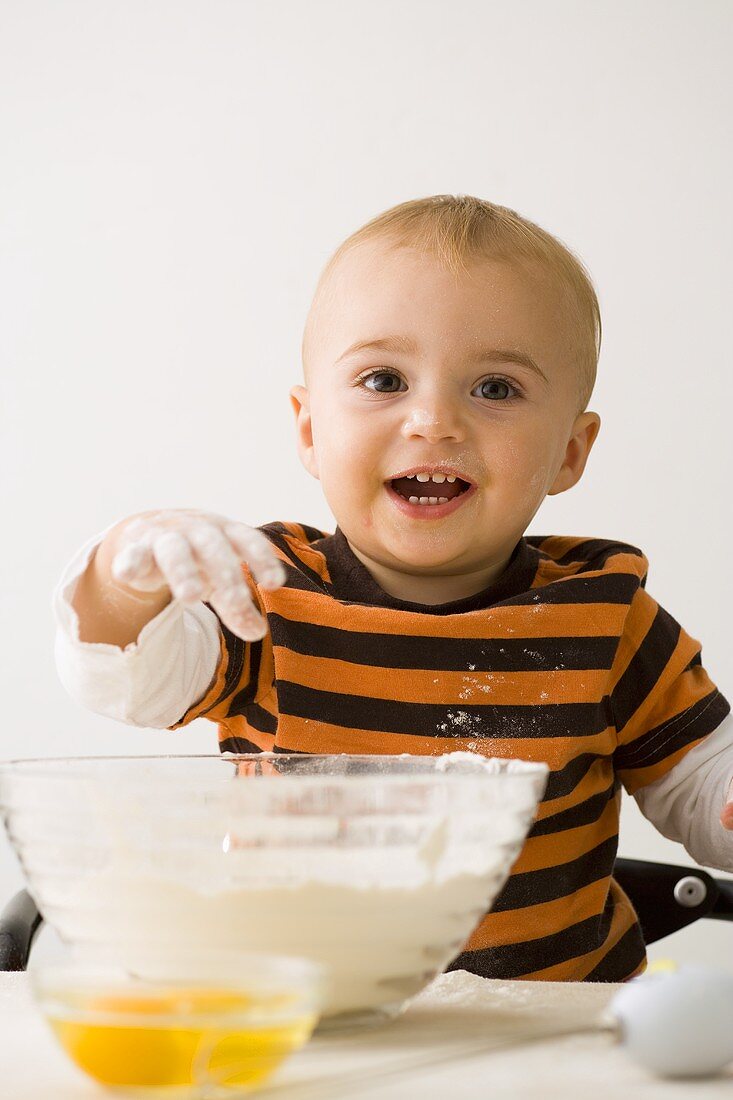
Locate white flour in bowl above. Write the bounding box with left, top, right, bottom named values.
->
left=58, top=865, right=503, bottom=1016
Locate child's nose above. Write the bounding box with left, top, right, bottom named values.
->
left=400, top=399, right=466, bottom=444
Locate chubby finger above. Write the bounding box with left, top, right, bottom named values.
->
left=223, top=523, right=286, bottom=590
left=187, top=524, right=266, bottom=639
left=111, top=538, right=158, bottom=587
left=186, top=523, right=248, bottom=592
left=150, top=530, right=205, bottom=605
left=209, top=584, right=268, bottom=641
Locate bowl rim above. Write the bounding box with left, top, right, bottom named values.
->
left=0, top=754, right=550, bottom=804
left=29, top=954, right=325, bottom=1026
left=29, top=949, right=326, bottom=992
left=0, top=751, right=550, bottom=782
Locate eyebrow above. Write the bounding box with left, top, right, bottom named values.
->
left=335, top=335, right=549, bottom=384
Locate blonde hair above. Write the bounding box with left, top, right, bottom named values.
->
left=302, top=194, right=601, bottom=414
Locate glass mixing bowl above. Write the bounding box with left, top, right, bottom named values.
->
left=0, top=752, right=548, bottom=1023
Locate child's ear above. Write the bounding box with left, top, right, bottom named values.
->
left=547, top=411, right=601, bottom=496
left=289, top=385, right=320, bottom=480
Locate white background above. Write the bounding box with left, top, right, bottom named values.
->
left=1, top=0, right=731, bottom=970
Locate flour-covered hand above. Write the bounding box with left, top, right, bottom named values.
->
left=109, top=509, right=286, bottom=641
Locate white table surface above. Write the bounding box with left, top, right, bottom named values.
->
left=1, top=969, right=731, bottom=1098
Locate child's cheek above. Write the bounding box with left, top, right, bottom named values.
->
left=519, top=465, right=550, bottom=509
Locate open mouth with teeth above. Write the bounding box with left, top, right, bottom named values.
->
left=389, top=473, right=472, bottom=505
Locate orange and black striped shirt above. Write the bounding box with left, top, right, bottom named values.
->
left=170, top=523, right=730, bottom=982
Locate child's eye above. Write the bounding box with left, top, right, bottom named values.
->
left=354, top=370, right=521, bottom=401
left=356, top=369, right=405, bottom=394
left=473, top=377, right=521, bottom=401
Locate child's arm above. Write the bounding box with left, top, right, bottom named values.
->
left=610, top=582, right=732, bottom=870
left=634, top=714, right=733, bottom=871
left=55, top=510, right=285, bottom=727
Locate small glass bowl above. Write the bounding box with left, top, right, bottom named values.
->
left=29, top=950, right=325, bottom=1098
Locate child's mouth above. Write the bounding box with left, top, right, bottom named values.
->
left=386, top=474, right=474, bottom=519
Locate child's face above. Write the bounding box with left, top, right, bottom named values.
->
left=291, top=239, right=600, bottom=587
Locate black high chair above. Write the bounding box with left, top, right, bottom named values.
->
left=1, top=858, right=732, bottom=972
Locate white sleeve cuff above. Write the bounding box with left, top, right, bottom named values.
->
left=53, top=524, right=222, bottom=728
left=634, top=712, right=733, bottom=873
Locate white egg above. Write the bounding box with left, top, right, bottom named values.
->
left=610, top=965, right=733, bottom=1078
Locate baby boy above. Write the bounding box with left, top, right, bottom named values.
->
left=55, top=194, right=733, bottom=982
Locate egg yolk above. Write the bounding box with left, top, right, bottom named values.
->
left=46, top=987, right=315, bottom=1090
